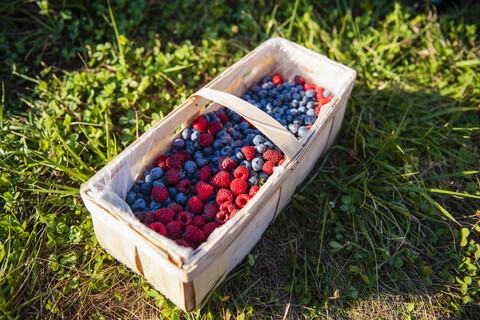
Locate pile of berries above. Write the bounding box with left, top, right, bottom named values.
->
left=126, top=74, right=332, bottom=249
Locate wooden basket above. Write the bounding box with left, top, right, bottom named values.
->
left=80, top=37, right=356, bottom=312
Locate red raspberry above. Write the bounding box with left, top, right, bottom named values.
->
left=166, top=154, right=184, bottom=170
left=202, top=222, right=218, bottom=238
left=202, top=203, right=218, bottom=220
left=216, top=188, right=233, bottom=206
left=144, top=211, right=156, bottom=225
left=151, top=185, right=169, bottom=203
left=176, top=150, right=191, bottom=161
left=192, top=116, right=207, bottom=132
left=278, top=158, right=286, bottom=166
left=211, top=171, right=231, bottom=189
left=196, top=182, right=213, bottom=200
left=183, top=225, right=205, bottom=244
left=199, top=133, right=214, bottom=147
left=307, top=124, right=314, bottom=129
left=216, top=112, right=229, bottom=124
left=272, top=73, right=283, bottom=85
left=177, top=211, right=192, bottom=228
left=156, top=155, right=168, bottom=169
left=148, top=222, right=166, bottom=236
left=303, top=83, right=316, bottom=91
left=235, top=194, right=251, bottom=209
left=318, top=98, right=329, bottom=106
left=219, top=202, right=236, bottom=213
left=215, top=210, right=229, bottom=225
left=207, top=122, right=222, bottom=136
left=176, top=239, right=196, bottom=249
left=262, top=160, right=275, bottom=175
left=176, top=179, right=192, bottom=194
left=187, top=196, right=203, bottom=214
left=262, top=149, right=282, bottom=164
left=294, top=75, right=305, bottom=85
left=233, top=166, right=249, bottom=180
left=220, top=157, right=235, bottom=172
left=230, top=178, right=247, bottom=196
left=315, top=87, right=325, bottom=96
left=197, top=166, right=212, bottom=181
left=249, top=186, right=260, bottom=197
left=166, top=221, right=183, bottom=239
left=229, top=209, right=239, bottom=219
left=327, top=95, right=334, bottom=102
left=241, top=146, right=256, bottom=161
left=165, top=168, right=181, bottom=185
left=192, top=215, right=206, bottom=228
left=168, top=203, right=183, bottom=214
left=314, top=106, right=321, bottom=117
left=155, top=208, right=175, bottom=224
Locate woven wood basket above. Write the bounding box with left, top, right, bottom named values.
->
left=80, top=37, right=356, bottom=312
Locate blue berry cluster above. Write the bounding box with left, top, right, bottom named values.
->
left=240, top=76, right=319, bottom=138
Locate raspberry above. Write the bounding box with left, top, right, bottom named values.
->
left=327, top=95, right=334, bottom=102
left=216, top=112, right=229, bottom=124
left=202, top=222, right=218, bottom=238
left=151, top=185, right=169, bottom=203
left=192, top=116, right=207, bottom=132
left=219, top=202, right=236, bottom=213
left=249, top=186, right=260, bottom=197
left=148, top=222, right=166, bottom=236
left=192, top=215, right=206, bottom=228
left=220, top=157, right=235, bottom=172
left=196, top=182, right=213, bottom=200
left=207, top=122, right=222, bottom=136
left=306, top=124, right=314, bottom=129
left=166, top=221, right=183, bottom=239
left=156, top=155, right=168, bottom=169
left=230, top=178, right=247, bottom=196
left=229, top=209, right=239, bottom=219
left=155, top=208, right=175, bottom=224
left=144, top=211, right=156, bottom=225
left=197, top=166, right=212, bottom=181
left=183, top=225, right=205, bottom=244
left=233, top=166, right=249, bottom=180
left=262, top=149, right=282, bottom=164
left=168, top=203, right=183, bottom=214
left=199, top=133, right=214, bottom=147
left=187, top=196, right=203, bottom=214
left=262, top=160, right=275, bottom=175
left=317, top=98, right=329, bottom=107
left=315, top=87, right=325, bottom=96
left=211, top=171, right=231, bottom=188
left=303, top=83, right=315, bottom=91
left=278, top=158, right=286, bottom=166
left=314, top=106, right=321, bottom=117
left=176, top=150, right=191, bottom=161
left=235, top=194, right=251, bottom=209
left=216, top=188, right=233, bottom=206
left=272, top=74, right=283, bottom=85
left=215, top=210, right=229, bottom=225
left=241, top=146, right=256, bottom=161
left=294, top=75, right=306, bottom=85
left=166, top=154, right=184, bottom=170
left=165, top=169, right=181, bottom=185
left=202, top=203, right=218, bottom=220
left=176, top=239, right=196, bottom=249
left=176, top=179, right=192, bottom=194
left=177, top=211, right=192, bottom=228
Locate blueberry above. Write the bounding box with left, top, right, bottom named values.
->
left=136, top=179, right=145, bottom=186
left=173, top=139, right=185, bottom=149
left=203, top=145, right=213, bottom=155
left=289, top=109, right=299, bottom=116
left=292, top=93, right=301, bottom=100
left=298, top=126, right=309, bottom=137
left=149, top=201, right=160, bottom=210
left=132, top=199, right=146, bottom=211
left=247, top=176, right=258, bottom=187
left=252, top=157, right=264, bottom=172
left=196, top=157, right=208, bottom=167
left=239, top=122, right=250, bottom=130
left=221, top=146, right=233, bottom=156
left=306, top=108, right=316, bottom=116
left=291, top=99, right=299, bottom=108
left=144, top=169, right=151, bottom=177
left=145, top=174, right=154, bottom=184
left=141, top=183, right=152, bottom=194
left=182, top=128, right=192, bottom=140
left=298, top=106, right=307, bottom=114
left=185, top=144, right=195, bottom=155
left=194, top=151, right=203, bottom=160
left=255, top=144, right=267, bottom=154
left=288, top=123, right=300, bottom=135
left=219, top=133, right=232, bottom=144
left=168, top=187, right=177, bottom=197
left=175, top=193, right=188, bottom=206
left=264, top=141, right=273, bottom=150
left=152, top=180, right=165, bottom=187
left=323, top=90, right=332, bottom=98
left=184, top=161, right=197, bottom=175
left=252, top=135, right=265, bottom=146
left=133, top=185, right=140, bottom=193
left=259, top=172, right=269, bottom=181
left=126, top=191, right=136, bottom=204
left=305, top=89, right=316, bottom=98
left=150, top=167, right=163, bottom=179
left=240, top=160, right=252, bottom=170
left=304, top=115, right=316, bottom=125
left=235, top=150, right=244, bottom=160
left=213, top=139, right=223, bottom=149
left=191, top=130, right=201, bottom=142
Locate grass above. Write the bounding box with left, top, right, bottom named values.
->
left=1, top=0, right=480, bottom=319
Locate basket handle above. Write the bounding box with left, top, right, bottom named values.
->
left=190, top=88, right=302, bottom=160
